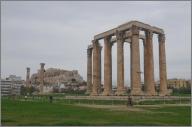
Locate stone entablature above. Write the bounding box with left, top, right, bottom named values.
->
left=94, top=20, right=163, bottom=40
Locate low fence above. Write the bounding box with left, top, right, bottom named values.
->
left=2, top=95, right=191, bottom=105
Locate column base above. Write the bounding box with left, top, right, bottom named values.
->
left=85, top=90, right=92, bottom=95
left=131, top=88, right=143, bottom=96
left=115, top=89, right=126, bottom=96
left=90, top=91, right=99, bottom=96
left=144, top=91, right=157, bottom=96
left=102, top=90, right=113, bottom=96
left=159, top=91, right=168, bottom=96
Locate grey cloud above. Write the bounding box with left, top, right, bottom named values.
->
left=1, top=1, right=191, bottom=82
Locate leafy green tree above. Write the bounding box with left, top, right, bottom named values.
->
left=20, top=85, right=27, bottom=95
left=20, top=86, right=37, bottom=96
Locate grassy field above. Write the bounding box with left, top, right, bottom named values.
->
left=171, top=93, right=191, bottom=96
left=5, top=95, right=191, bottom=105
left=1, top=98, right=191, bottom=126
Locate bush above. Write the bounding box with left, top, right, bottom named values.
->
left=20, top=86, right=37, bottom=96
left=172, top=87, right=191, bottom=95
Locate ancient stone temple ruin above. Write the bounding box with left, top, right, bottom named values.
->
left=87, top=21, right=168, bottom=96
left=29, top=63, right=84, bottom=93
left=39, top=63, right=45, bottom=94
left=26, top=67, right=31, bottom=88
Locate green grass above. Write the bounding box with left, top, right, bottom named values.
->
left=8, top=95, right=191, bottom=106
left=1, top=98, right=191, bottom=126
left=138, top=99, right=191, bottom=105
left=171, top=93, right=191, bottom=96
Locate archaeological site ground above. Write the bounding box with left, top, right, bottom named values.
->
left=1, top=97, right=191, bottom=126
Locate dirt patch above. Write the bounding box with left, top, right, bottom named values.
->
left=75, top=104, right=146, bottom=112
left=136, top=104, right=190, bottom=108
left=161, top=104, right=191, bottom=107
left=135, top=105, right=162, bottom=107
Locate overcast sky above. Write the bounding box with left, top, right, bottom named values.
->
left=1, top=1, right=191, bottom=85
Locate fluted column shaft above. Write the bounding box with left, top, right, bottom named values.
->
left=98, top=46, right=102, bottom=93
left=144, top=30, right=156, bottom=95
left=130, top=25, right=142, bottom=95
left=143, top=39, right=146, bottom=91
left=159, top=34, right=168, bottom=96
left=86, top=47, right=93, bottom=94
left=40, top=63, right=45, bottom=94
left=91, top=40, right=101, bottom=95
left=116, top=31, right=125, bottom=95
left=26, top=67, right=30, bottom=88
left=103, top=36, right=112, bottom=95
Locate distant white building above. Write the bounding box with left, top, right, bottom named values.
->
left=1, top=75, right=24, bottom=96
left=43, top=86, right=53, bottom=93
left=7, top=75, right=22, bottom=81
left=1, top=79, right=12, bottom=96
left=12, top=83, right=23, bottom=95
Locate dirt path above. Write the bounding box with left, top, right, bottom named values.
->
left=75, top=104, right=147, bottom=112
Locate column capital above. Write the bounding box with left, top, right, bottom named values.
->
left=104, top=36, right=112, bottom=41
left=26, top=67, right=30, bottom=71
left=87, top=48, right=92, bottom=56
left=92, top=39, right=100, bottom=47
left=145, top=30, right=153, bottom=39
left=104, top=36, right=113, bottom=48
left=88, top=44, right=93, bottom=49
left=40, top=63, right=45, bottom=70
left=158, top=34, right=165, bottom=42
left=131, top=25, right=139, bottom=35
left=115, top=30, right=124, bottom=41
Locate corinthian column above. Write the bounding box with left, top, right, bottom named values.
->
left=103, top=36, right=112, bottom=96
left=144, top=30, right=156, bottom=96
left=86, top=45, right=93, bottom=94
left=116, top=31, right=125, bottom=95
left=159, top=34, right=168, bottom=96
left=39, top=63, right=45, bottom=94
left=91, top=40, right=101, bottom=96
left=98, top=45, right=102, bottom=94
left=26, top=67, right=30, bottom=88
left=130, top=25, right=142, bottom=95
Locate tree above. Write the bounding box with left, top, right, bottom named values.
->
left=20, top=85, right=27, bottom=95
left=20, top=85, right=36, bottom=96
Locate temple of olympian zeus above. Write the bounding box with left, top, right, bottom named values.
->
left=87, top=21, right=168, bottom=96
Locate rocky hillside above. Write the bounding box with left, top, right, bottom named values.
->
left=30, top=68, right=84, bottom=85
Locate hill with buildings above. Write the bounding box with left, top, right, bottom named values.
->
left=30, top=68, right=84, bottom=85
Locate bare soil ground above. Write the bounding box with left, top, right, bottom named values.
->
left=75, top=104, right=147, bottom=112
